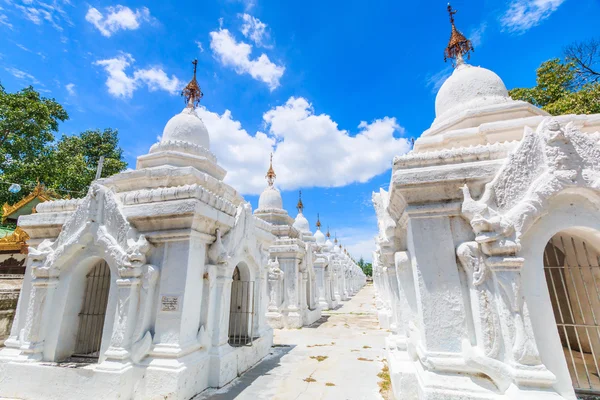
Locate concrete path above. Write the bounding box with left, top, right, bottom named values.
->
left=196, top=284, right=388, bottom=400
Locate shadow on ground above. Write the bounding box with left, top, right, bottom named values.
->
left=305, top=315, right=330, bottom=328
left=193, top=345, right=296, bottom=400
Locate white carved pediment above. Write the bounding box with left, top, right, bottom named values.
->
left=462, top=118, right=600, bottom=242
left=208, top=203, right=263, bottom=269
left=29, top=183, right=151, bottom=278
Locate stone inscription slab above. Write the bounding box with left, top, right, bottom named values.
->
left=161, top=295, right=180, bottom=312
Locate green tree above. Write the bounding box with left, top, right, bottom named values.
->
left=47, top=129, right=127, bottom=195
left=363, top=262, right=372, bottom=277
left=357, top=257, right=372, bottom=277
left=509, top=38, right=600, bottom=115
left=0, top=84, right=127, bottom=206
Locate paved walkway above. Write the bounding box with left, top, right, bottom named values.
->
left=196, top=284, right=388, bottom=400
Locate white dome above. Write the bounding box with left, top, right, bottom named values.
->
left=314, top=229, right=326, bottom=245
left=333, top=245, right=341, bottom=254
left=162, top=107, right=210, bottom=150
left=293, top=212, right=310, bottom=233
left=325, top=238, right=333, bottom=251
left=435, top=63, right=511, bottom=123
left=258, top=186, right=283, bottom=210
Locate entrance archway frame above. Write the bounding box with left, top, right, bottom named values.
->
left=521, top=190, right=600, bottom=399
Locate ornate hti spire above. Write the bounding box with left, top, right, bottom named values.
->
left=297, top=190, right=304, bottom=212
left=326, top=226, right=331, bottom=238
left=316, top=213, right=321, bottom=229
left=266, top=153, right=276, bottom=186
left=444, top=3, right=473, bottom=66
left=334, top=233, right=338, bottom=244
left=181, top=59, right=204, bottom=108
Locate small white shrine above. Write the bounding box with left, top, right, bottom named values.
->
left=0, top=65, right=277, bottom=400
left=373, top=5, right=600, bottom=400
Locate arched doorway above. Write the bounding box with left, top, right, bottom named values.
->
left=72, top=259, right=111, bottom=359
left=228, top=264, right=255, bottom=346
left=544, top=232, right=600, bottom=394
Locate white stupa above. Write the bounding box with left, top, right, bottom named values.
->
left=314, top=214, right=326, bottom=246
left=254, top=154, right=295, bottom=228
left=417, top=23, right=548, bottom=152
left=292, top=191, right=315, bottom=242
left=136, top=71, right=226, bottom=181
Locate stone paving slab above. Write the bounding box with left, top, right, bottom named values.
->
left=196, top=284, right=388, bottom=400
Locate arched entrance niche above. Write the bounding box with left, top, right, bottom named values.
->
left=53, top=257, right=114, bottom=362
left=228, top=262, right=255, bottom=346
left=543, top=230, right=600, bottom=394
left=521, top=192, right=600, bottom=399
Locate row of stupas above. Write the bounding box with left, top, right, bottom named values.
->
left=373, top=4, right=600, bottom=400
left=0, top=58, right=365, bottom=400
left=255, top=154, right=366, bottom=328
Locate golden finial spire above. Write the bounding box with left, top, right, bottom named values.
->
left=316, top=213, right=321, bottom=229
left=266, top=153, right=276, bottom=186
left=182, top=59, right=204, bottom=108
left=326, top=226, right=330, bottom=238
left=297, top=190, right=304, bottom=212
left=444, top=3, right=473, bottom=66
left=334, top=233, right=338, bottom=244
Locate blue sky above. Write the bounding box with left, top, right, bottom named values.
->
left=1, top=0, right=598, bottom=260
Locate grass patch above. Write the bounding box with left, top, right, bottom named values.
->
left=325, top=382, right=336, bottom=387
left=351, top=349, right=360, bottom=352
left=310, top=355, right=328, bottom=362
left=363, top=345, right=371, bottom=349
left=357, top=357, right=374, bottom=362
left=377, top=363, right=392, bottom=399
left=304, top=374, right=316, bottom=383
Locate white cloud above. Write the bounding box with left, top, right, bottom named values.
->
left=332, top=225, right=378, bottom=263
left=210, top=25, right=284, bottom=90
left=12, top=0, right=73, bottom=31
left=501, top=0, right=566, bottom=33
left=345, top=236, right=376, bottom=263
left=5, top=67, right=39, bottom=84
left=0, top=13, right=13, bottom=29
left=232, top=0, right=256, bottom=11
left=95, top=54, right=137, bottom=97
left=196, top=40, right=204, bottom=53
left=65, top=82, right=75, bottom=96
left=197, top=97, right=410, bottom=195
left=239, top=13, right=270, bottom=48
left=469, top=22, right=487, bottom=48
left=425, top=65, right=452, bottom=93
left=133, top=68, right=181, bottom=94
left=85, top=5, right=151, bottom=37
left=94, top=53, right=181, bottom=98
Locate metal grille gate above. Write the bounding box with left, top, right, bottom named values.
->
left=228, top=267, right=255, bottom=347
left=544, top=234, right=600, bottom=394
left=73, top=260, right=111, bottom=358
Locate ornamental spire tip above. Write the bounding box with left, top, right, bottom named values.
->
left=182, top=59, right=203, bottom=108
left=444, top=3, right=473, bottom=67
left=297, top=190, right=304, bottom=212
left=266, top=153, right=276, bottom=186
